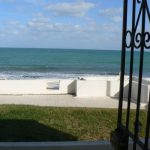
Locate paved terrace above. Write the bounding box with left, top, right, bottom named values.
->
left=0, top=95, right=146, bottom=109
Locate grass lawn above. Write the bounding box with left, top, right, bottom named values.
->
left=0, top=105, right=147, bottom=142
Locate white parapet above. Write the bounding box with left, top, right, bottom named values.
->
left=76, top=77, right=150, bottom=104
left=0, top=79, right=75, bottom=95
left=0, top=77, right=149, bottom=104
left=75, top=79, right=127, bottom=98
left=76, top=80, right=107, bottom=97
left=130, top=81, right=150, bottom=103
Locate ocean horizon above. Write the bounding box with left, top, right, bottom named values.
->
left=0, top=48, right=149, bottom=79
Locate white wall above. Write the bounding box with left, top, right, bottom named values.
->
left=76, top=80, right=107, bottom=97
left=76, top=79, right=149, bottom=103
left=67, top=80, right=76, bottom=94
left=0, top=79, right=149, bottom=104
left=131, top=81, right=149, bottom=103
left=59, top=80, right=76, bottom=94
left=0, top=80, right=74, bottom=95
left=76, top=79, right=129, bottom=98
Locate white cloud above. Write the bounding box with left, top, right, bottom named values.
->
left=1, top=17, right=122, bottom=49
left=99, top=8, right=122, bottom=16
left=45, top=1, right=95, bottom=17
left=0, top=20, right=26, bottom=37
left=28, top=17, right=50, bottom=28
left=0, top=0, right=123, bottom=49
left=112, top=16, right=122, bottom=22
left=0, top=16, right=122, bottom=49
left=27, top=16, right=74, bottom=34
left=99, top=8, right=123, bottom=22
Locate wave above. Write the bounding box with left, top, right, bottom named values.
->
left=0, top=65, right=120, bottom=72
left=0, top=71, right=120, bottom=80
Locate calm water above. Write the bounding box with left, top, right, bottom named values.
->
left=0, top=48, right=149, bottom=79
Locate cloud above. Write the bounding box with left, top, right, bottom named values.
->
left=45, top=1, right=95, bottom=17
left=0, top=1, right=122, bottom=49
left=0, top=15, right=122, bottom=49
left=99, top=8, right=122, bottom=16
left=28, top=16, right=50, bottom=29
left=99, top=8, right=123, bottom=22
left=27, top=15, right=74, bottom=34
left=26, top=15, right=121, bottom=35
left=0, top=20, right=26, bottom=37
left=0, top=14, right=122, bottom=49
left=112, top=16, right=122, bottom=22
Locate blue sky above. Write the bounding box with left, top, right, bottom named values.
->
left=0, top=0, right=123, bottom=50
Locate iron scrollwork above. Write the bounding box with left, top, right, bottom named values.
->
left=125, top=31, right=132, bottom=48
left=125, top=0, right=150, bottom=49
left=125, top=31, right=150, bottom=49
left=144, top=32, right=150, bottom=48
left=134, top=32, right=142, bottom=48
left=125, top=31, right=142, bottom=49
left=137, top=0, right=142, bottom=4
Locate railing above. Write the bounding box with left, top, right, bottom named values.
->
left=111, top=0, right=150, bottom=150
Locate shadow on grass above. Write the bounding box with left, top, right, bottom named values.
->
left=0, top=119, right=77, bottom=142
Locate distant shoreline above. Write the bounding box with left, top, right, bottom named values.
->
left=0, top=47, right=121, bottom=51
left=0, top=47, right=150, bottom=52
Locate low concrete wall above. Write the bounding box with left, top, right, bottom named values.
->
left=76, top=79, right=129, bottom=98
left=0, top=80, right=48, bottom=95
left=67, top=80, right=76, bottom=94
left=0, top=80, right=74, bottom=95
left=133, top=76, right=150, bottom=85
left=76, top=80, right=107, bottom=97
left=0, top=78, right=149, bottom=103
left=108, top=80, right=129, bottom=98
left=59, top=80, right=76, bottom=94
left=131, top=81, right=149, bottom=103
left=76, top=79, right=149, bottom=103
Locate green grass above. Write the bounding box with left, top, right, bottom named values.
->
left=0, top=105, right=147, bottom=141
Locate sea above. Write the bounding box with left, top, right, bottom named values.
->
left=0, top=48, right=149, bottom=79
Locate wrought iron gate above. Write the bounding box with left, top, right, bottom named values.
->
left=111, top=0, right=150, bottom=150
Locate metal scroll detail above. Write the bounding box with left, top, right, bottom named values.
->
left=113, top=0, right=150, bottom=150
left=144, top=32, right=150, bottom=48
left=125, top=0, right=150, bottom=49
left=137, top=0, right=142, bottom=3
